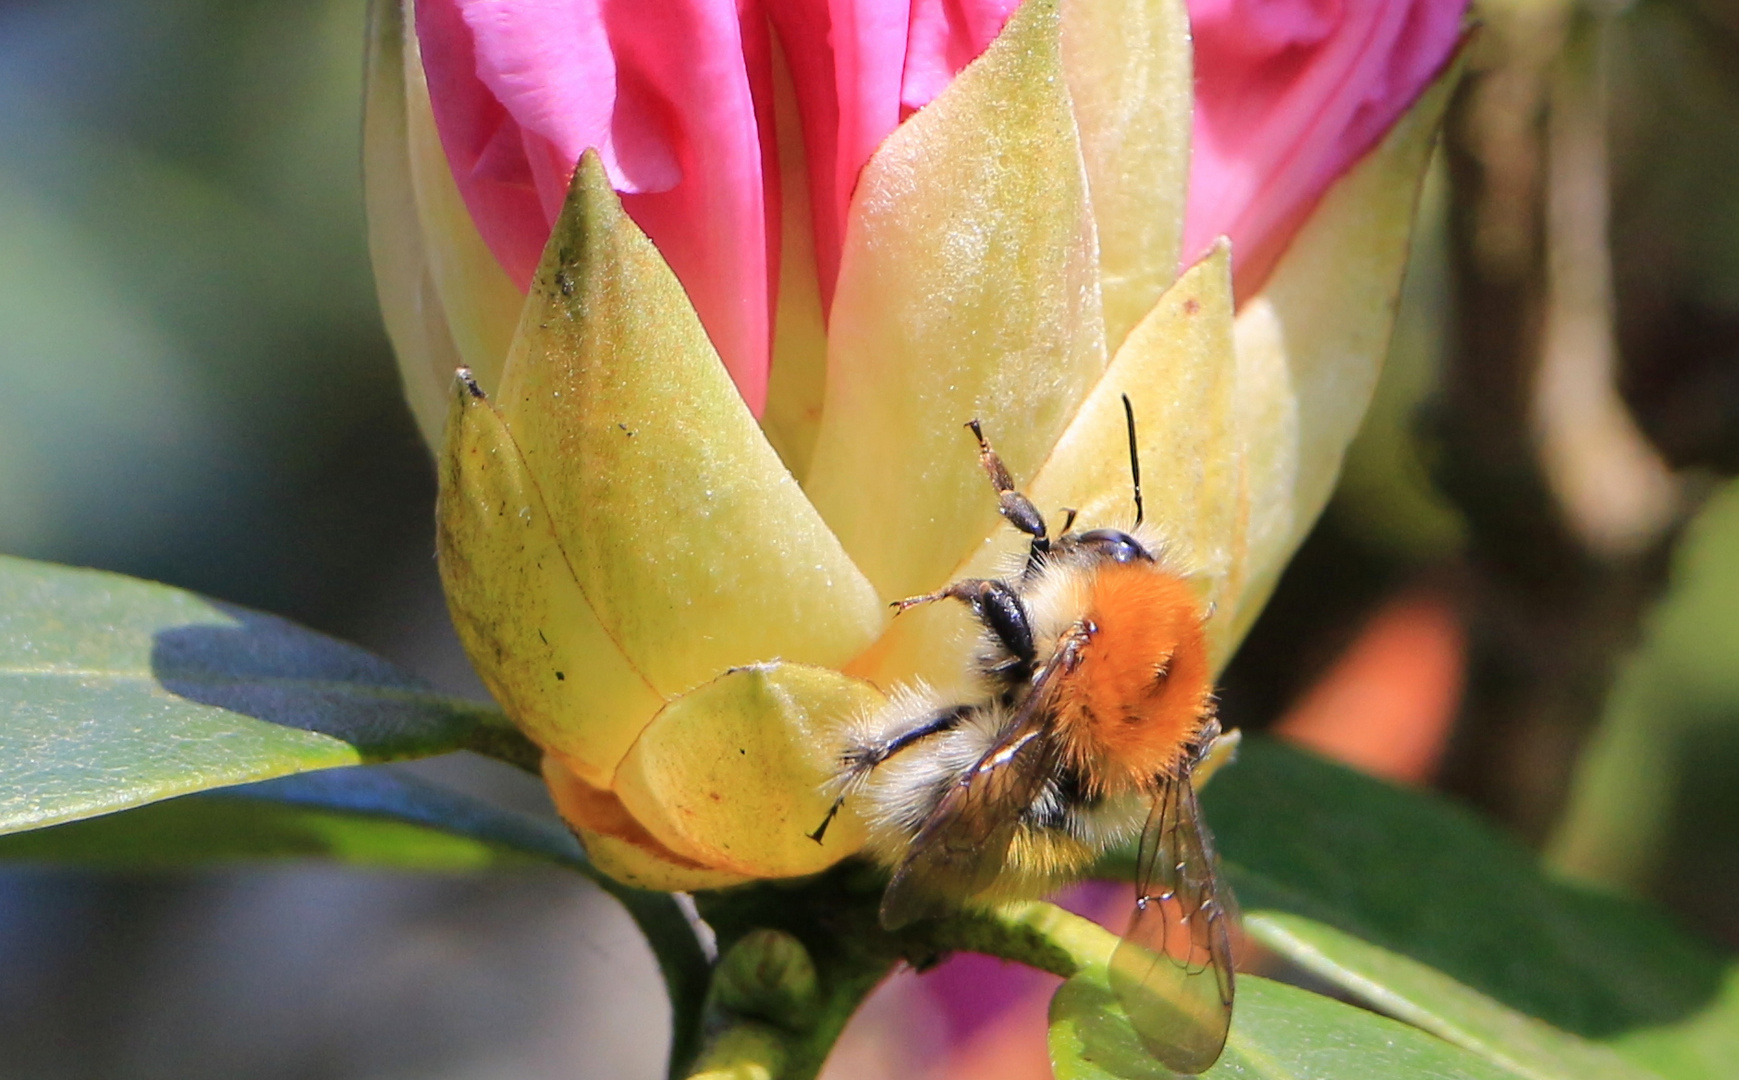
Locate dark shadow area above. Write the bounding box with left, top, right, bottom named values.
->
left=1660, top=719, right=1739, bottom=948
left=148, top=606, right=509, bottom=762
left=0, top=766, right=585, bottom=871
left=148, top=606, right=540, bottom=772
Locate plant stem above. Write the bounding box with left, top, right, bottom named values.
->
left=682, top=865, right=1119, bottom=1080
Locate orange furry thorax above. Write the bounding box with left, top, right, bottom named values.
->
left=1051, top=561, right=1214, bottom=794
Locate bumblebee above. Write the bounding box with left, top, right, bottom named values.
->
left=815, top=398, right=1236, bottom=1073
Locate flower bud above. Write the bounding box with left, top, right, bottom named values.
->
left=710, top=929, right=822, bottom=1031
left=365, top=0, right=1469, bottom=888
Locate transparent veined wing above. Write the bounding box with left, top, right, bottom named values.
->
left=878, top=635, right=1081, bottom=929
left=1107, top=771, right=1236, bottom=1074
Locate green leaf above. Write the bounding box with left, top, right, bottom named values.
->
left=0, top=766, right=585, bottom=870
left=0, top=554, right=536, bottom=835
left=1194, top=738, right=1728, bottom=1042
left=1606, top=970, right=1739, bottom=1080
left=1246, top=912, right=1655, bottom=1080
left=1050, top=972, right=1522, bottom=1080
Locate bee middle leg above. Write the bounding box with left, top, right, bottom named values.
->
left=966, top=419, right=1049, bottom=561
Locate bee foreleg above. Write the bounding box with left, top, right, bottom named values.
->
left=892, top=579, right=1036, bottom=672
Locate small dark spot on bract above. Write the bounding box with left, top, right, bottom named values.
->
left=555, top=671, right=566, bottom=681
left=1183, top=297, right=1200, bottom=315
left=739, top=748, right=746, bottom=755
left=709, top=792, right=722, bottom=802
left=556, top=270, right=576, bottom=296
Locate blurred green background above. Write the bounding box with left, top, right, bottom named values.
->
left=1, top=0, right=1737, bottom=1075
left=0, top=0, right=444, bottom=662
left=0, top=2, right=668, bottom=1076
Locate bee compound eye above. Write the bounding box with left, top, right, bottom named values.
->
left=1073, top=529, right=1151, bottom=563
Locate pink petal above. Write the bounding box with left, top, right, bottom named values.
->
left=415, top=0, right=549, bottom=287
left=764, top=0, right=844, bottom=310
left=1183, top=0, right=1467, bottom=300
left=917, top=880, right=1124, bottom=1043
left=417, top=0, right=777, bottom=413
left=902, top=0, right=1022, bottom=116
left=766, top=0, right=1017, bottom=311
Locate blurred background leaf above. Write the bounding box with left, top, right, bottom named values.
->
left=0, top=0, right=455, bottom=673
left=0, top=3, right=675, bottom=1076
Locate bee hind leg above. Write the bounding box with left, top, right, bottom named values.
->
left=808, top=704, right=972, bottom=844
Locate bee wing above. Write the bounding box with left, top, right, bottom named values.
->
left=877, top=720, right=1057, bottom=929
left=1108, top=773, right=1236, bottom=1075
left=878, top=641, right=1078, bottom=930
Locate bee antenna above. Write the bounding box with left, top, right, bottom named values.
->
left=1121, top=393, right=1144, bottom=528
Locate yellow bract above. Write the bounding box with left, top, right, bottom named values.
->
left=401, top=2, right=522, bottom=407
left=362, top=0, right=461, bottom=449
left=542, top=757, right=753, bottom=892
left=1035, top=244, right=1237, bottom=575
left=437, top=375, right=663, bottom=787
left=759, top=38, right=832, bottom=484
left=1060, top=0, right=1193, bottom=354
left=853, top=243, right=1240, bottom=694
left=433, top=153, right=892, bottom=878
left=803, top=0, right=1108, bottom=607
left=493, top=154, right=886, bottom=702
left=572, top=828, right=754, bottom=893
left=615, top=663, right=883, bottom=878
left=1027, top=240, right=1242, bottom=665
left=843, top=51, right=1459, bottom=694
left=379, top=0, right=1457, bottom=891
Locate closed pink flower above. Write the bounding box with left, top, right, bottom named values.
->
left=366, top=0, right=1469, bottom=893
left=411, top=0, right=1466, bottom=414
